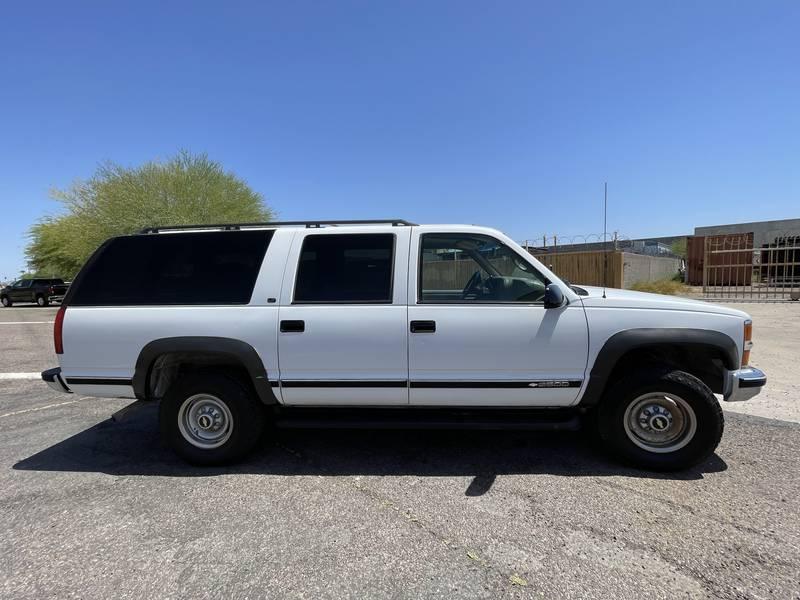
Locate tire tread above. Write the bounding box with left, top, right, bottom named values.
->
left=597, top=368, right=724, bottom=471
left=159, top=370, right=265, bottom=466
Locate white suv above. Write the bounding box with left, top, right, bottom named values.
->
left=41, top=219, right=766, bottom=470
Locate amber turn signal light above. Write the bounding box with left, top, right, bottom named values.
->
left=742, top=320, right=753, bottom=366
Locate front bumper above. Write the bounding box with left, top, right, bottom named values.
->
left=41, top=367, right=72, bottom=394
left=723, top=366, right=767, bottom=402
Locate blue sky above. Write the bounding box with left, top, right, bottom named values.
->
left=1, top=1, right=798, bottom=279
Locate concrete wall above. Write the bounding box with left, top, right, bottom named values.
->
left=695, top=218, right=800, bottom=249
left=531, top=249, right=681, bottom=289
left=622, top=253, right=682, bottom=288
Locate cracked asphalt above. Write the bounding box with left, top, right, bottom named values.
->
left=1, top=306, right=799, bottom=598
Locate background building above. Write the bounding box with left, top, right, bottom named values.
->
left=695, top=218, right=800, bottom=249
left=686, top=218, right=800, bottom=286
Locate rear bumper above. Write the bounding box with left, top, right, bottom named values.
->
left=723, top=366, right=767, bottom=402
left=41, top=367, right=72, bottom=394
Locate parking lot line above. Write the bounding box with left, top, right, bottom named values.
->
left=0, top=321, right=54, bottom=325
left=0, top=400, right=77, bottom=419
left=0, top=373, right=43, bottom=380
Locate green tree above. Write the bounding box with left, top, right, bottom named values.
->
left=670, top=237, right=687, bottom=258
left=27, top=151, right=273, bottom=278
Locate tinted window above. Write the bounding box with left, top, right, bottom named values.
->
left=419, top=233, right=548, bottom=303
left=294, top=234, right=394, bottom=303
left=68, top=230, right=273, bottom=306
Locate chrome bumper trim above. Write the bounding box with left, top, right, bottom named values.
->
left=41, top=367, right=72, bottom=394
left=723, top=366, right=766, bottom=402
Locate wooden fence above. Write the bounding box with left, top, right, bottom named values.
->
left=423, top=250, right=649, bottom=290
left=421, top=256, right=518, bottom=290
left=532, top=250, right=623, bottom=288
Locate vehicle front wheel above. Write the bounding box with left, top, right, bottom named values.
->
left=597, top=369, right=723, bottom=471
left=0, top=296, right=10, bottom=307
left=159, top=372, right=265, bottom=466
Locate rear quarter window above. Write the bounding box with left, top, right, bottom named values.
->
left=67, top=230, right=274, bottom=306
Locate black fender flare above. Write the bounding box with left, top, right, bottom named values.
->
left=578, top=328, right=739, bottom=407
left=132, top=336, right=278, bottom=404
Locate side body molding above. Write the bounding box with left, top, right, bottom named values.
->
left=133, top=336, right=278, bottom=405
left=578, top=328, right=740, bottom=407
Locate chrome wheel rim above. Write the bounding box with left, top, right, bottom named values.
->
left=177, top=394, right=234, bottom=449
left=623, top=393, right=697, bottom=453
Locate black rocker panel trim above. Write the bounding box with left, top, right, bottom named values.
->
left=133, top=337, right=278, bottom=404
left=579, top=328, right=740, bottom=407
left=65, top=377, right=133, bottom=386
left=272, top=406, right=582, bottom=431
left=280, top=380, right=407, bottom=388
left=277, top=380, right=582, bottom=389
left=410, top=380, right=582, bottom=389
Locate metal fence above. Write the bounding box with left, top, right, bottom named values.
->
left=522, top=233, right=684, bottom=259
left=702, top=232, right=800, bottom=301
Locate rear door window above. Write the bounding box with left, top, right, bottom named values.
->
left=68, top=230, right=274, bottom=306
left=294, top=234, right=394, bottom=303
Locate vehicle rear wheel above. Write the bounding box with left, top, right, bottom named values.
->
left=0, top=296, right=10, bottom=307
left=36, top=295, right=48, bottom=307
left=597, top=369, right=723, bottom=471
left=159, top=372, right=265, bottom=465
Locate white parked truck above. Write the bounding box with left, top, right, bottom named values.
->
left=41, top=219, right=766, bottom=470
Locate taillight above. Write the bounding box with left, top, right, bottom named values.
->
left=54, top=306, right=66, bottom=354
left=742, top=320, right=753, bottom=366
left=49, top=286, right=54, bottom=294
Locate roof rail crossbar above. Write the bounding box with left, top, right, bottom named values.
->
left=140, top=219, right=417, bottom=234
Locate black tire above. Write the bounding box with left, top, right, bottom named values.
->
left=0, top=296, right=10, bottom=307
left=159, top=371, right=265, bottom=466
left=36, top=295, right=48, bottom=307
left=597, top=369, right=723, bottom=471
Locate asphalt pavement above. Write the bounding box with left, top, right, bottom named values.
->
left=0, top=306, right=798, bottom=599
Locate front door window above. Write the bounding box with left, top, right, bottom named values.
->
left=419, top=233, right=548, bottom=303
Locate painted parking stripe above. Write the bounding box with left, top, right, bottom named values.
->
left=0, top=321, right=54, bottom=325
left=0, top=373, right=43, bottom=380
left=0, top=400, right=78, bottom=419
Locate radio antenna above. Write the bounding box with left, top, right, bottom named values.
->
left=602, top=182, right=608, bottom=299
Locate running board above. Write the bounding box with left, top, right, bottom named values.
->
left=272, top=407, right=582, bottom=432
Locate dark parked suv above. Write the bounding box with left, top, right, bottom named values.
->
left=0, top=278, right=69, bottom=307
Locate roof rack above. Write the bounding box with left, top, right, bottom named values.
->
left=139, top=219, right=417, bottom=234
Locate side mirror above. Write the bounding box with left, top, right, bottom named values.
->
left=543, top=283, right=565, bottom=309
